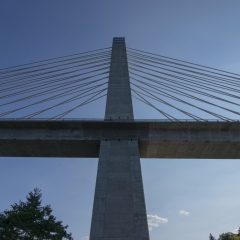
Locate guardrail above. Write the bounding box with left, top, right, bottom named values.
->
left=0, top=118, right=239, bottom=122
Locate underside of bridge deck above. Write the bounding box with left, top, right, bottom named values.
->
left=1, top=120, right=240, bottom=159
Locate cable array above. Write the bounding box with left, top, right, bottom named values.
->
left=0, top=48, right=110, bottom=119
left=127, top=47, right=240, bottom=121
left=1, top=45, right=239, bottom=121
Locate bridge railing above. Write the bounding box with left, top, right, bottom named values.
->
left=0, top=118, right=239, bottom=122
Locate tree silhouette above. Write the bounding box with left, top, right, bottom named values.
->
left=210, top=233, right=216, bottom=240
left=0, top=188, right=73, bottom=240
left=218, top=232, right=240, bottom=240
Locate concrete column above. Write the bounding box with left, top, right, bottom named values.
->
left=104, top=37, right=133, bottom=120
left=90, top=38, right=149, bottom=239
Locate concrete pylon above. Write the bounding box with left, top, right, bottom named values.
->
left=89, top=38, right=149, bottom=240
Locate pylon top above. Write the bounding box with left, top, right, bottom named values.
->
left=113, top=37, right=125, bottom=43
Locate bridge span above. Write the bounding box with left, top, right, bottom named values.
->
left=1, top=120, right=240, bottom=159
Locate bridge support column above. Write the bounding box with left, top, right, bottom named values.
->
left=90, top=38, right=149, bottom=239
left=90, top=140, right=149, bottom=239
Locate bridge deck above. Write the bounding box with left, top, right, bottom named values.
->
left=1, top=120, right=240, bottom=159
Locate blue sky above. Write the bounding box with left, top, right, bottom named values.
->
left=1, top=1, right=240, bottom=239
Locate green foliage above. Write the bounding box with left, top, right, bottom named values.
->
left=218, top=232, right=240, bottom=240
left=0, top=188, right=73, bottom=240
left=237, top=227, right=240, bottom=237
left=210, top=228, right=240, bottom=240
left=210, top=233, right=217, bottom=240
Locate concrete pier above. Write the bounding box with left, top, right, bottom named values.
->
left=89, top=38, right=149, bottom=239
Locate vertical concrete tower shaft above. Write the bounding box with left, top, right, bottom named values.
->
left=90, top=38, right=149, bottom=240
left=105, top=38, right=133, bottom=120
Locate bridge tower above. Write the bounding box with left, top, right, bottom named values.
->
left=89, top=38, right=150, bottom=239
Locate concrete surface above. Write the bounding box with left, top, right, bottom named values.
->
left=89, top=38, right=149, bottom=239
left=1, top=120, right=240, bottom=159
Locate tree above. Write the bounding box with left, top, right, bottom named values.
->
left=237, top=227, right=240, bottom=237
left=0, top=188, right=73, bottom=240
left=210, top=233, right=217, bottom=240
left=218, top=232, right=240, bottom=240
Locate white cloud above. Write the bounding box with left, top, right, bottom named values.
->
left=147, top=214, right=168, bottom=231
left=233, top=228, right=239, bottom=234
left=82, top=236, right=89, bottom=240
left=179, top=210, right=190, bottom=216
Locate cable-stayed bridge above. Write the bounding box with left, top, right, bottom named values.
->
left=1, top=37, right=240, bottom=239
